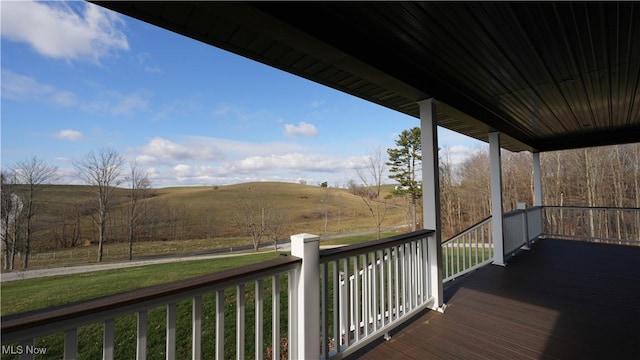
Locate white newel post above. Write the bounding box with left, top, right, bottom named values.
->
left=290, top=233, right=320, bottom=360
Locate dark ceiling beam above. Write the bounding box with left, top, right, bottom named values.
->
left=535, top=125, right=640, bottom=152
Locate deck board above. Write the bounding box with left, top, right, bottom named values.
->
left=349, top=238, right=640, bottom=360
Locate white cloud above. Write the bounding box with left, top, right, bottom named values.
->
left=174, top=164, right=191, bottom=177
left=1, top=69, right=148, bottom=115
left=145, top=66, right=163, bottom=74
left=128, top=135, right=366, bottom=186
left=309, top=100, right=325, bottom=108
left=440, top=144, right=487, bottom=166
left=135, top=155, right=156, bottom=164
left=438, top=127, right=487, bottom=165
left=233, top=153, right=364, bottom=173
left=138, top=137, right=227, bottom=164
left=1, top=1, right=129, bottom=63
left=55, top=129, right=84, bottom=141
left=284, top=121, right=319, bottom=138
left=49, top=91, right=78, bottom=107
left=136, top=52, right=163, bottom=73
left=1, top=69, right=78, bottom=106
left=211, top=104, right=271, bottom=127
left=111, top=92, right=149, bottom=116
left=82, top=90, right=149, bottom=116
left=187, top=136, right=305, bottom=156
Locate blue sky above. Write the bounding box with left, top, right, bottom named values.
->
left=1, top=1, right=483, bottom=188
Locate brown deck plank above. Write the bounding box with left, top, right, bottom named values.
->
left=347, top=239, right=640, bottom=360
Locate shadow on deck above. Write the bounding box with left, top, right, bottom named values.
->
left=349, top=238, right=640, bottom=359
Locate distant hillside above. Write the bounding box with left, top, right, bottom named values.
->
left=11, top=182, right=409, bottom=251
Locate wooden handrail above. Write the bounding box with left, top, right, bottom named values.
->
left=1, top=256, right=301, bottom=335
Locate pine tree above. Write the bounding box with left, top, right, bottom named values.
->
left=386, top=127, right=422, bottom=231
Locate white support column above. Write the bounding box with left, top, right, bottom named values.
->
left=290, top=233, right=320, bottom=360
left=418, top=98, right=444, bottom=311
left=489, top=132, right=506, bottom=266
left=533, top=152, right=543, bottom=207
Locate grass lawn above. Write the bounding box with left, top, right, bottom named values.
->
left=1, top=251, right=292, bottom=360
left=1, top=252, right=284, bottom=316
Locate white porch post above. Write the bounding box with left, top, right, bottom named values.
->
left=290, top=233, right=320, bottom=360
left=533, top=152, right=543, bottom=206
left=418, top=98, right=444, bottom=310
left=489, top=132, right=505, bottom=266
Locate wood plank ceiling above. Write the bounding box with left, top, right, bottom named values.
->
left=93, top=1, right=640, bottom=153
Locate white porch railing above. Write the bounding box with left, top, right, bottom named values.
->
left=318, top=229, right=434, bottom=359
left=1, top=257, right=300, bottom=360
left=1, top=230, right=435, bottom=360
left=503, top=206, right=543, bottom=257
left=441, top=217, right=494, bottom=282
left=543, top=206, right=640, bottom=244
left=442, top=205, right=544, bottom=281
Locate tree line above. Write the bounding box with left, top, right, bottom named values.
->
left=1, top=148, right=151, bottom=269
left=352, top=127, right=639, bottom=239
left=440, top=141, right=640, bottom=237
left=1, top=148, right=295, bottom=269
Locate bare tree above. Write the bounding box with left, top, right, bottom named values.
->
left=457, top=149, right=491, bottom=223
left=201, top=213, right=218, bottom=240
left=234, top=187, right=267, bottom=251
left=264, top=206, right=288, bottom=251
left=439, top=146, right=460, bottom=237
left=74, top=148, right=124, bottom=262
left=502, top=151, right=533, bottom=210
left=1, top=171, right=22, bottom=270
left=11, top=156, right=58, bottom=269
left=542, top=150, right=564, bottom=206
left=53, top=204, right=83, bottom=249
left=125, top=161, right=150, bottom=260
left=357, top=147, right=389, bottom=239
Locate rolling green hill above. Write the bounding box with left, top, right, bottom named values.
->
left=9, top=182, right=409, bottom=253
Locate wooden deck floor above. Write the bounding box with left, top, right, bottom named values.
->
left=348, top=238, right=640, bottom=360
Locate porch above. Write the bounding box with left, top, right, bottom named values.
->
left=349, top=237, right=640, bottom=360
left=4, top=2, right=640, bottom=358
left=2, top=206, right=638, bottom=359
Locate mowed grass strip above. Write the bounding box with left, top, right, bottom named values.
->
left=1, top=252, right=283, bottom=316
